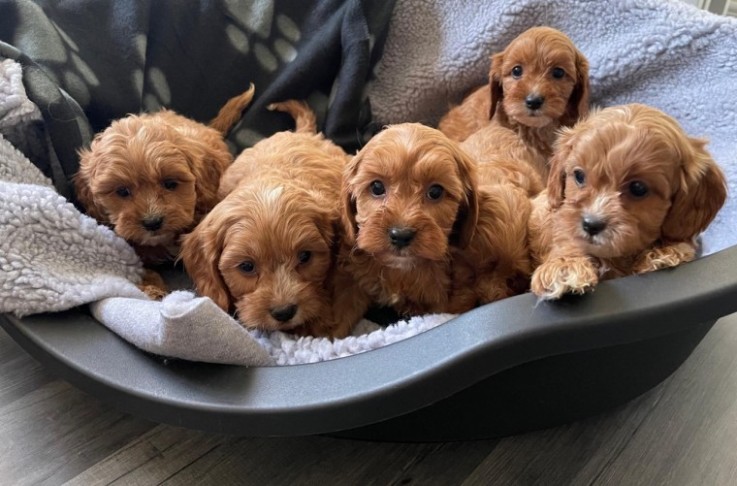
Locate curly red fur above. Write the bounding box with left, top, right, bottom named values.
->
left=74, top=86, right=255, bottom=298
left=181, top=100, right=353, bottom=338
left=529, top=104, right=727, bottom=300
left=438, top=27, right=590, bottom=179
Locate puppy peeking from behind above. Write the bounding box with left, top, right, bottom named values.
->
left=438, top=26, right=590, bottom=179
left=529, top=103, right=727, bottom=300
left=180, top=100, right=354, bottom=338
left=74, top=85, right=255, bottom=298
left=447, top=130, right=544, bottom=312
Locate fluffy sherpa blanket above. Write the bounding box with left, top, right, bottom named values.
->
left=0, top=59, right=144, bottom=314
left=2, top=0, right=737, bottom=367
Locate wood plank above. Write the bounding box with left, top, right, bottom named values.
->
left=148, top=434, right=496, bottom=485
left=461, top=316, right=737, bottom=486
left=93, top=434, right=416, bottom=485
left=383, top=441, right=503, bottom=486
left=460, top=386, right=668, bottom=486
left=64, top=425, right=222, bottom=486
left=0, top=329, right=55, bottom=407
left=0, top=379, right=154, bottom=485
left=589, top=317, right=737, bottom=486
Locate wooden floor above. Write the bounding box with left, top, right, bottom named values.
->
left=2, top=314, right=737, bottom=486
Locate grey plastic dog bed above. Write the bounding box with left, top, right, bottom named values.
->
left=2, top=0, right=737, bottom=441
left=3, top=246, right=737, bottom=440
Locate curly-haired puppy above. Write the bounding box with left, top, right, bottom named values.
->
left=180, top=101, right=353, bottom=338
left=75, top=85, right=254, bottom=262
left=335, top=123, right=479, bottom=323
left=529, top=104, right=727, bottom=300
left=438, top=26, right=589, bottom=178
left=74, top=85, right=255, bottom=297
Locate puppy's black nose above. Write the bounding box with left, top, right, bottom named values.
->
left=142, top=216, right=164, bottom=231
left=582, top=216, right=607, bottom=236
left=389, top=227, right=416, bottom=248
left=270, top=304, right=298, bottom=322
left=525, top=95, right=544, bottom=110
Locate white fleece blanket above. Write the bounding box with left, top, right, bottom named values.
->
left=0, top=60, right=144, bottom=315
left=3, top=0, right=737, bottom=367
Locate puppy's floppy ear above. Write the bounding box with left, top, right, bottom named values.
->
left=488, top=51, right=505, bottom=121
left=662, top=137, right=727, bottom=242
left=545, top=127, right=575, bottom=208
left=180, top=136, right=230, bottom=215
left=450, top=144, right=479, bottom=248
left=305, top=190, right=339, bottom=251
left=340, top=153, right=361, bottom=244
left=74, top=147, right=109, bottom=222
left=179, top=211, right=233, bottom=312
left=561, top=50, right=590, bottom=127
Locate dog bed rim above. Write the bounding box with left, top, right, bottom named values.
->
left=2, top=245, right=736, bottom=436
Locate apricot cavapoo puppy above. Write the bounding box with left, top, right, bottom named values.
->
left=529, top=103, right=727, bottom=300
left=335, top=123, right=481, bottom=322
left=74, top=85, right=255, bottom=264
left=74, top=85, right=255, bottom=297
left=180, top=100, right=353, bottom=338
left=438, top=26, right=590, bottom=178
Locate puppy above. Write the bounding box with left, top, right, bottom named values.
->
left=438, top=26, right=590, bottom=178
left=74, top=85, right=255, bottom=297
left=180, top=100, right=353, bottom=338
left=460, top=124, right=545, bottom=197
left=447, top=127, right=545, bottom=312
left=529, top=104, right=727, bottom=300
left=335, top=123, right=479, bottom=322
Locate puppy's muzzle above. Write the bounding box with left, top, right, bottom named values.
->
left=388, top=226, right=416, bottom=249
left=142, top=215, right=164, bottom=232
left=270, top=304, right=298, bottom=323
left=582, top=215, right=607, bottom=236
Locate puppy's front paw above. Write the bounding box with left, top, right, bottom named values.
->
left=447, top=288, right=478, bottom=314
left=297, top=317, right=351, bottom=340
left=633, top=242, right=696, bottom=274
left=138, top=269, right=168, bottom=301
left=531, top=256, right=598, bottom=300
left=140, top=284, right=168, bottom=301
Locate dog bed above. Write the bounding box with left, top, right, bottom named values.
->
left=1, top=0, right=737, bottom=440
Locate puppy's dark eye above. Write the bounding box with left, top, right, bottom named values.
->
left=162, top=179, right=178, bottom=191
left=551, top=67, right=565, bottom=79
left=511, top=65, right=523, bottom=78
left=628, top=181, right=649, bottom=198
left=573, top=169, right=586, bottom=186
left=297, top=250, right=312, bottom=264
left=370, top=180, right=386, bottom=196
left=116, top=186, right=131, bottom=198
left=238, top=261, right=256, bottom=275
left=427, top=184, right=444, bottom=201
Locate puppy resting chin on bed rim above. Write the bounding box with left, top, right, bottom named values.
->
left=529, top=103, right=727, bottom=300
